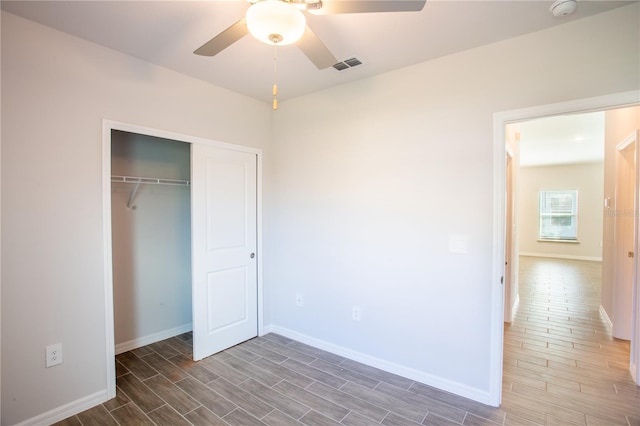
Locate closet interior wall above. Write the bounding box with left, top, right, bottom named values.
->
left=111, top=130, right=192, bottom=353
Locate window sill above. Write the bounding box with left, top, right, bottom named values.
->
left=537, top=239, right=580, bottom=244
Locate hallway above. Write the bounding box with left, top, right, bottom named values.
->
left=503, top=256, right=639, bottom=425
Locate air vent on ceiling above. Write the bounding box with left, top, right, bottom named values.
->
left=333, top=57, right=363, bottom=71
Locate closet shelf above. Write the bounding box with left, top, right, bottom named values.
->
left=111, top=175, right=190, bottom=209
left=111, top=175, right=191, bottom=186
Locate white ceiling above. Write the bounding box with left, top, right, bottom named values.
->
left=1, top=0, right=633, bottom=103
left=513, top=111, right=605, bottom=167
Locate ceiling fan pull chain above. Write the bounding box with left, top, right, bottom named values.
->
left=272, top=42, right=278, bottom=110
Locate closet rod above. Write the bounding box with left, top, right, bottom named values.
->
left=112, top=175, right=190, bottom=209
left=111, top=175, right=191, bottom=186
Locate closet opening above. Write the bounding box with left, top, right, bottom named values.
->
left=111, top=130, right=193, bottom=354
left=103, top=121, right=263, bottom=398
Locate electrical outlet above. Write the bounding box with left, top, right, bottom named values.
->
left=352, top=305, right=361, bottom=321
left=46, top=343, right=63, bottom=368
left=296, top=293, right=304, bottom=307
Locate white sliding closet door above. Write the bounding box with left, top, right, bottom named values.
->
left=191, top=144, right=258, bottom=360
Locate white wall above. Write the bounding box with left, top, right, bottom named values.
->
left=268, top=3, right=639, bottom=401
left=1, top=12, right=271, bottom=425
left=602, top=106, right=640, bottom=320
left=111, top=131, right=192, bottom=350
left=518, top=162, right=604, bottom=260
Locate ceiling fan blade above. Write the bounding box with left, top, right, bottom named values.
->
left=194, top=18, right=248, bottom=56
left=298, top=25, right=338, bottom=70
left=312, top=0, right=426, bottom=15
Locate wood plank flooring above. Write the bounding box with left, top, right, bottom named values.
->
left=55, top=257, right=639, bottom=425
left=502, top=257, right=639, bottom=426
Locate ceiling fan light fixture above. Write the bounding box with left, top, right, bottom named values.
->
left=246, top=0, right=306, bottom=45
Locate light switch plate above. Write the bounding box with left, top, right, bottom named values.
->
left=449, top=235, right=468, bottom=254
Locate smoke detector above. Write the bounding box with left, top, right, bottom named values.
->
left=550, top=0, right=577, bottom=17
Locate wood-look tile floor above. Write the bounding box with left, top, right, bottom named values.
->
left=503, top=256, right=639, bottom=426
left=56, top=256, right=639, bottom=426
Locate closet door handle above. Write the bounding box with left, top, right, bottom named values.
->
left=250, top=253, right=255, bottom=259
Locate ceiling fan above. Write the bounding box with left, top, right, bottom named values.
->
left=194, top=0, right=427, bottom=70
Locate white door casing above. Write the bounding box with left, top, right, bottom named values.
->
left=633, top=130, right=640, bottom=383
left=102, top=120, right=263, bottom=399
left=613, top=131, right=638, bottom=340
left=191, top=144, right=258, bottom=360
left=504, top=147, right=515, bottom=323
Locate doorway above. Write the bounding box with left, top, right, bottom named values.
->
left=102, top=121, right=264, bottom=399
left=490, top=90, right=640, bottom=406
left=507, top=110, right=607, bottom=334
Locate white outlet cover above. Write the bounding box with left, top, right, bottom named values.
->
left=46, top=343, right=63, bottom=368
left=352, top=305, right=361, bottom=321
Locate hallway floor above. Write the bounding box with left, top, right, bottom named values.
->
left=55, top=257, right=639, bottom=425
left=502, top=256, right=639, bottom=425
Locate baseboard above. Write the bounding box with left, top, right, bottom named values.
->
left=512, top=294, right=520, bottom=316
left=599, top=305, right=613, bottom=330
left=266, top=325, right=492, bottom=405
left=519, top=252, right=602, bottom=262
left=115, top=323, right=192, bottom=355
left=504, top=293, right=520, bottom=323
left=13, top=390, right=108, bottom=426
left=630, top=362, right=638, bottom=383
left=261, top=323, right=275, bottom=336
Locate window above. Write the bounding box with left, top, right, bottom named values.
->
left=539, top=190, right=578, bottom=241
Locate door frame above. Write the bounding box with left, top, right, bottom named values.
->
left=490, top=90, right=640, bottom=406
left=503, top=144, right=516, bottom=323
left=101, top=120, right=264, bottom=399
left=613, top=131, right=639, bottom=341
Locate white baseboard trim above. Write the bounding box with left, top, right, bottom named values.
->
left=630, top=362, right=638, bottom=383
left=599, top=305, right=613, bottom=330
left=512, top=294, right=520, bottom=317
left=261, top=323, right=275, bottom=336
left=265, top=325, right=492, bottom=405
left=115, top=323, right=192, bottom=355
left=519, top=253, right=602, bottom=262
left=13, top=390, right=108, bottom=426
